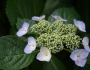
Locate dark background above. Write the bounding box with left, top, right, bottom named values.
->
left=0, top=0, right=10, bottom=36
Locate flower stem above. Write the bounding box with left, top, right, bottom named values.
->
left=63, top=48, right=72, bottom=53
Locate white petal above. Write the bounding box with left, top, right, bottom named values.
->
left=70, top=49, right=89, bottom=61
left=16, top=28, right=28, bottom=37
left=52, top=15, right=67, bottom=21
left=73, top=19, right=86, bottom=32
left=78, top=21, right=86, bottom=32
left=40, top=15, right=45, bottom=19
left=75, top=59, right=87, bottom=67
left=82, top=37, right=89, bottom=46
left=32, top=16, right=41, bottom=21
left=16, top=22, right=29, bottom=37
left=24, top=37, right=36, bottom=54
left=28, top=37, right=36, bottom=43
left=28, top=37, right=36, bottom=46
left=82, top=37, right=90, bottom=52
left=36, top=52, right=51, bottom=62
left=22, top=22, right=29, bottom=29
left=78, top=49, right=89, bottom=59
left=40, top=47, right=51, bottom=53
left=36, top=47, right=51, bottom=62
left=73, top=19, right=79, bottom=27
left=52, top=15, right=60, bottom=20
left=84, top=45, right=90, bottom=52
left=36, top=52, right=45, bottom=61
left=32, top=15, right=45, bottom=21
left=70, top=49, right=78, bottom=61
left=24, top=44, right=36, bottom=54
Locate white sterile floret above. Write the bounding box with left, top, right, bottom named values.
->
left=70, top=49, right=89, bottom=67
left=24, top=37, right=36, bottom=54
left=36, top=47, right=51, bottom=62
left=32, top=15, right=45, bottom=21
left=73, top=19, right=86, bottom=32
left=52, top=15, right=67, bottom=21
left=82, top=37, right=90, bottom=52
left=16, top=22, right=29, bottom=37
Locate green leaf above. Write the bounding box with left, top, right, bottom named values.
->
left=86, top=53, right=90, bottom=64
left=43, top=55, right=66, bottom=70
left=43, top=0, right=59, bottom=14
left=74, top=64, right=90, bottom=70
left=16, top=18, right=36, bottom=30
left=6, top=0, right=45, bottom=27
left=48, top=7, right=80, bottom=24
left=0, top=36, right=36, bottom=70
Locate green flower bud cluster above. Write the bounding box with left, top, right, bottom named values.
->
left=30, top=19, right=81, bottom=53
left=52, top=20, right=77, bottom=35
left=30, top=20, right=52, bottom=34
left=61, top=33, right=81, bottom=50
left=36, top=33, right=64, bottom=53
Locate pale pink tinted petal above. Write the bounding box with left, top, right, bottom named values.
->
left=75, top=59, right=87, bottom=67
